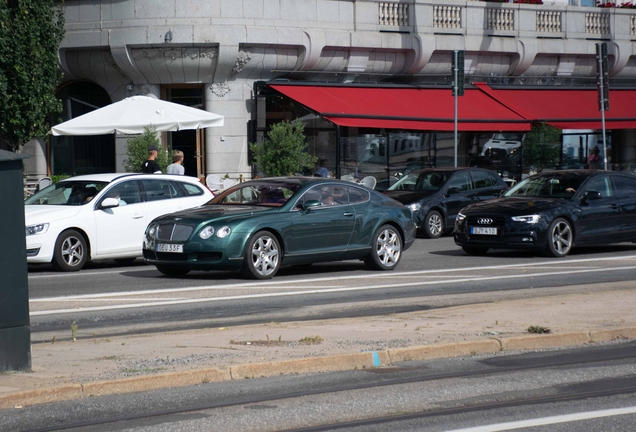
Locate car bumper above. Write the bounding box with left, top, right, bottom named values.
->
left=25, top=234, right=56, bottom=264
left=454, top=221, right=548, bottom=250
left=143, top=231, right=250, bottom=271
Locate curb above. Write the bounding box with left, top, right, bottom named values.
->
left=2, top=326, right=635, bottom=410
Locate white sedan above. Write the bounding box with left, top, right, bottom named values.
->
left=25, top=173, right=214, bottom=271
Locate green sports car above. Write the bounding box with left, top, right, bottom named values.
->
left=143, top=177, right=416, bottom=279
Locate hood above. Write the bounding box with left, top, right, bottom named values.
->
left=151, top=204, right=276, bottom=224
left=463, top=197, right=566, bottom=214
left=24, top=205, right=82, bottom=224
left=383, top=190, right=438, bottom=204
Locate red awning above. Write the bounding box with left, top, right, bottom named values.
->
left=268, top=84, right=531, bottom=132
left=474, top=83, right=636, bottom=130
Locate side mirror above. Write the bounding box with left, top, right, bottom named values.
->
left=297, top=199, right=322, bottom=212
left=446, top=187, right=461, bottom=196
left=100, top=197, right=120, bottom=209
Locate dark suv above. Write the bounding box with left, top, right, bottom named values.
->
left=383, top=168, right=508, bottom=238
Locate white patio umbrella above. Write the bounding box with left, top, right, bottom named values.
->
left=50, top=95, right=224, bottom=136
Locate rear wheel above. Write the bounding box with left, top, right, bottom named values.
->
left=156, top=265, right=191, bottom=277
left=462, top=246, right=489, bottom=256
left=52, top=230, right=88, bottom=271
left=423, top=210, right=443, bottom=239
left=545, top=218, right=573, bottom=257
left=241, top=231, right=281, bottom=279
left=365, top=225, right=402, bottom=270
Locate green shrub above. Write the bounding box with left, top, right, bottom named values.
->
left=123, top=125, right=170, bottom=173
left=249, top=120, right=317, bottom=177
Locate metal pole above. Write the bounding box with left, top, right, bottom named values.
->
left=596, top=43, right=608, bottom=170
left=453, top=50, right=458, bottom=168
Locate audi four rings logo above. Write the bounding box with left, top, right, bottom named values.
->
left=478, top=218, right=493, bottom=225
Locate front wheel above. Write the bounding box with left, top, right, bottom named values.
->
left=241, top=231, right=281, bottom=279
left=365, top=225, right=402, bottom=270
left=423, top=210, right=443, bottom=239
left=52, top=230, right=88, bottom=271
left=545, top=218, right=573, bottom=257
left=156, top=265, right=191, bottom=277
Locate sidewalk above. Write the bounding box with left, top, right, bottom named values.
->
left=1, top=281, right=635, bottom=409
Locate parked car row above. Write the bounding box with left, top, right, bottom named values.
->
left=25, top=175, right=416, bottom=278
left=25, top=169, right=636, bottom=277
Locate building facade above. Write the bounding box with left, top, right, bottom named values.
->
left=24, top=0, right=636, bottom=185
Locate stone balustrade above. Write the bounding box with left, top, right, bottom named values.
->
left=536, top=10, right=562, bottom=33
left=486, top=8, right=515, bottom=31
left=434, top=5, right=462, bottom=29
left=378, top=2, right=409, bottom=26
left=585, top=12, right=611, bottom=34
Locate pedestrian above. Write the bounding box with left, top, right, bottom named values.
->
left=167, top=150, right=185, bottom=175
left=142, top=145, right=162, bottom=174
left=588, top=146, right=603, bottom=170
left=314, top=159, right=330, bottom=178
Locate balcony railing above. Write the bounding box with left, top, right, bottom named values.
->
left=487, top=8, right=514, bottom=31
left=585, top=12, right=611, bottom=34
left=378, top=2, right=409, bottom=26
left=434, top=6, right=462, bottom=29
left=537, top=11, right=562, bottom=33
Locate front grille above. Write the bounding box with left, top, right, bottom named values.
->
left=157, top=224, right=194, bottom=241
left=467, top=215, right=506, bottom=226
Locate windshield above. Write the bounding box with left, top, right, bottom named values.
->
left=25, top=181, right=108, bottom=205
left=492, top=133, right=524, bottom=141
left=389, top=171, right=451, bottom=192
left=505, top=173, right=586, bottom=199
left=208, top=181, right=302, bottom=207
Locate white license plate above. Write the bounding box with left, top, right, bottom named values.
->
left=470, top=227, right=497, bottom=235
left=156, top=243, right=184, bottom=253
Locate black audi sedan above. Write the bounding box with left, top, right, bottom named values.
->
left=383, top=168, right=508, bottom=238
left=454, top=170, right=636, bottom=257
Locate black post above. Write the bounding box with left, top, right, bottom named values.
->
left=0, top=150, right=31, bottom=371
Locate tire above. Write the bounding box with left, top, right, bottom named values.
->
left=241, top=231, right=281, bottom=279
left=423, top=210, right=443, bottom=239
left=156, top=265, right=191, bottom=277
left=365, top=225, right=402, bottom=271
left=545, top=217, right=573, bottom=257
left=462, top=246, right=489, bottom=256
left=52, top=230, right=88, bottom=272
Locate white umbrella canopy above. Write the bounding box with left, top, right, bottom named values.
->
left=50, top=95, right=224, bottom=136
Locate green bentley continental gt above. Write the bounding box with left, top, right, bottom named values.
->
left=143, top=177, right=416, bottom=279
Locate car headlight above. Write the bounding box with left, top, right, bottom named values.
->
left=457, top=212, right=467, bottom=222
left=511, top=214, right=541, bottom=224
left=199, top=226, right=215, bottom=240
left=147, top=225, right=157, bottom=239
left=216, top=226, right=232, bottom=238
left=408, top=203, right=421, bottom=212
left=25, top=223, right=49, bottom=236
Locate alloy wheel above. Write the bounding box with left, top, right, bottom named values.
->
left=550, top=220, right=572, bottom=256
left=250, top=235, right=280, bottom=277
left=375, top=227, right=401, bottom=267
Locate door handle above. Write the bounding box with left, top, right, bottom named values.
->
left=132, top=213, right=144, bottom=219
left=343, top=212, right=354, bottom=217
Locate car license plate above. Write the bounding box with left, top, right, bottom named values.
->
left=470, top=227, right=497, bottom=235
left=156, top=243, right=183, bottom=253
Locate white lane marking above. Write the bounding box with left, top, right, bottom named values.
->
left=27, top=254, right=636, bottom=281
left=29, top=254, right=636, bottom=302
left=444, top=405, right=636, bottom=432
left=30, top=265, right=636, bottom=316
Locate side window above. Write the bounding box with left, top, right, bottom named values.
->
left=142, top=179, right=175, bottom=202
left=349, top=187, right=370, bottom=204
left=101, top=181, right=141, bottom=206
left=447, top=173, right=472, bottom=191
left=299, top=185, right=351, bottom=207
left=612, top=176, right=636, bottom=198
left=180, top=182, right=205, bottom=196
left=584, top=176, right=612, bottom=197
left=471, top=171, right=495, bottom=189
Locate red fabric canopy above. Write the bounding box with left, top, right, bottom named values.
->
left=474, top=82, right=636, bottom=130
left=268, top=84, right=531, bottom=132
